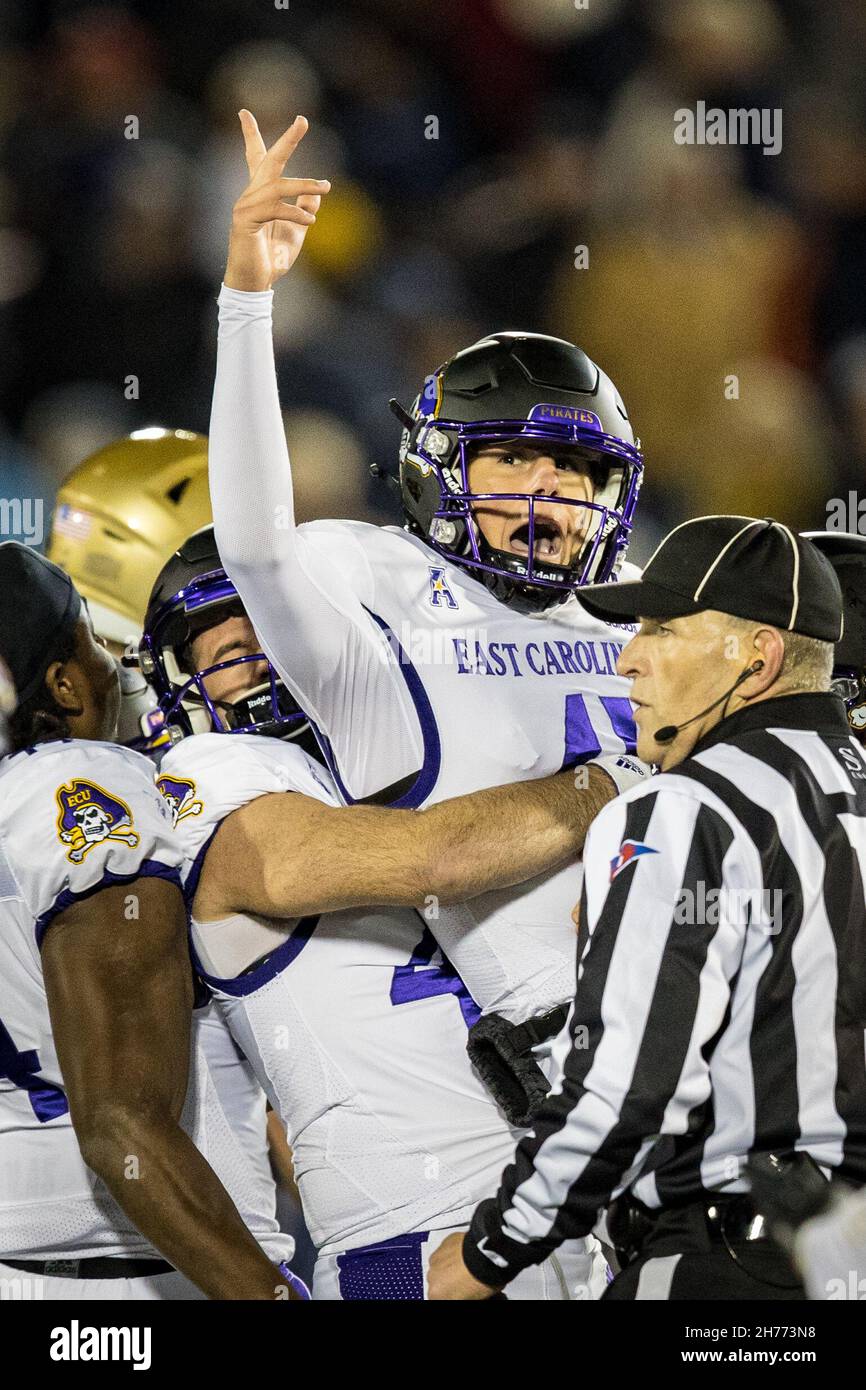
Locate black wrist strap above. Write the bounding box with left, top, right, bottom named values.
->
left=466, top=1005, right=570, bottom=1128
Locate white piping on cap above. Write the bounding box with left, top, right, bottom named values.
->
left=642, top=514, right=757, bottom=574
left=776, top=523, right=800, bottom=630
left=693, top=520, right=764, bottom=602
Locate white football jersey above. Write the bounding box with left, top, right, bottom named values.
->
left=160, top=733, right=549, bottom=1257
left=234, top=521, right=640, bottom=806
left=0, top=739, right=291, bottom=1263
left=236, top=523, right=641, bottom=1021
left=211, top=286, right=647, bottom=1022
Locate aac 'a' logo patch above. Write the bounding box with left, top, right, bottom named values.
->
left=428, top=566, right=458, bottom=610
left=609, top=838, right=658, bottom=883
left=156, top=775, right=204, bottom=827
left=55, top=780, right=140, bottom=864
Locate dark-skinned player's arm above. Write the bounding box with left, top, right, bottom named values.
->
left=193, top=763, right=620, bottom=923
left=42, top=877, right=298, bottom=1301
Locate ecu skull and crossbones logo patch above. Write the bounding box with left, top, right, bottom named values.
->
left=55, top=780, right=140, bottom=864
left=155, top=775, right=204, bottom=827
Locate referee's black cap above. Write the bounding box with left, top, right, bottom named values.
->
left=578, top=516, right=844, bottom=643
left=0, top=541, right=82, bottom=702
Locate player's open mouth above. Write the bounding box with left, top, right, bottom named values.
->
left=507, top=518, right=567, bottom=562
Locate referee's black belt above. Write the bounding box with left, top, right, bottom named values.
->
left=607, top=1192, right=770, bottom=1267
left=3, top=1255, right=174, bottom=1279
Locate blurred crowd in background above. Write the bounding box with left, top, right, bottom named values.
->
left=1, top=0, right=866, bottom=561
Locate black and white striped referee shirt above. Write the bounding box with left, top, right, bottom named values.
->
left=464, top=692, right=866, bottom=1287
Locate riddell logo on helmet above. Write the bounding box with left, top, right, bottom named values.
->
left=529, top=404, right=602, bottom=429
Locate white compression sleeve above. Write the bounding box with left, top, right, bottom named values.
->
left=209, top=285, right=424, bottom=797
left=210, top=288, right=375, bottom=709
left=211, top=285, right=295, bottom=563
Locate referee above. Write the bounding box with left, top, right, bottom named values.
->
left=428, top=515, right=866, bottom=1301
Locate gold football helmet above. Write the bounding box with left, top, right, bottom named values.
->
left=48, top=428, right=213, bottom=751
left=48, top=428, right=212, bottom=648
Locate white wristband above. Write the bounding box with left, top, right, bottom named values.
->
left=591, top=752, right=652, bottom=797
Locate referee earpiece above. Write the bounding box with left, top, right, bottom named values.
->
left=654, top=660, right=766, bottom=744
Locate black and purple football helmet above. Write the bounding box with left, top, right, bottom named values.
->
left=140, top=526, right=307, bottom=743
left=392, top=331, right=643, bottom=613
left=804, top=530, right=866, bottom=741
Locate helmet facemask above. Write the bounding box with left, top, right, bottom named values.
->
left=140, top=572, right=307, bottom=743
left=400, top=413, right=642, bottom=611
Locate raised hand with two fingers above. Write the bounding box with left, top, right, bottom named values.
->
left=225, top=112, right=331, bottom=293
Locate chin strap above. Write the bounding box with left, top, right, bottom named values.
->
left=116, top=658, right=166, bottom=751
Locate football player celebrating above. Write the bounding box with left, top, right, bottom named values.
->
left=0, top=543, right=305, bottom=1300
left=208, top=114, right=650, bottom=1100
left=48, top=426, right=292, bottom=1257
left=142, top=527, right=616, bottom=1299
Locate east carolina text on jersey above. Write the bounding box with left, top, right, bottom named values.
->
left=451, top=635, right=626, bottom=678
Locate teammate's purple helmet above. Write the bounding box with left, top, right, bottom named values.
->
left=140, top=526, right=307, bottom=743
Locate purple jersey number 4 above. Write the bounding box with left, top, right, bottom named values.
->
left=390, top=926, right=480, bottom=1029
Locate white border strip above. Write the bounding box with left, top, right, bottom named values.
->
left=776, top=523, right=800, bottom=630
left=693, top=520, right=764, bottom=602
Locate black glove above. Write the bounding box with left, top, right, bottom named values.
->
left=466, top=1006, right=568, bottom=1128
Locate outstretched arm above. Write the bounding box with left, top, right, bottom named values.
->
left=194, top=765, right=615, bottom=924
left=211, top=114, right=342, bottom=672
left=214, top=114, right=326, bottom=572
left=210, top=115, right=426, bottom=798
